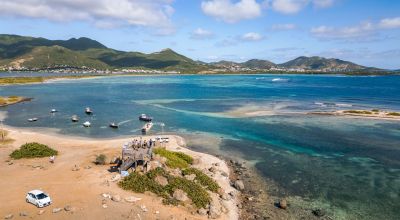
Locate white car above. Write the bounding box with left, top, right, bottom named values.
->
left=26, top=190, right=52, bottom=208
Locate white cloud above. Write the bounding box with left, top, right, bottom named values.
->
left=271, top=23, right=297, bottom=30
left=191, top=28, right=214, bottom=39
left=241, top=32, right=264, bottom=41
left=311, top=17, right=400, bottom=40
left=379, top=17, right=400, bottom=29
left=0, top=0, right=175, bottom=31
left=201, top=0, right=262, bottom=23
left=266, top=0, right=335, bottom=14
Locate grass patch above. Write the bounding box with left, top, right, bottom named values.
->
left=153, top=148, right=193, bottom=169
left=182, top=168, right=220, bottom=193
left=10, top=142, right=58, bottom=159
left=0, top=77, right=44, bottom=85
left=94, top=154, right=107, bottom=165
left=343, top=110, right=372, bottom=114
left=119, top=167, right=211, bottom=208
left=371, top=109, right=380, bottom=112
left=387, top=112, right=400, bottom=116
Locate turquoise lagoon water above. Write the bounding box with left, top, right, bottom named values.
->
left=1, top=74, right=400, bottom=219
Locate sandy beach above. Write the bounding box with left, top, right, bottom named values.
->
left=0, top=126, right=239, bottom=220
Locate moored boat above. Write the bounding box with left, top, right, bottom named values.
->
left=28, top=118, right=38, bottom=122
left=109, top=122, right=119, bottom=128
left=85, top=107, right=93, bottom=115
left=139, top=114, right=153, bottom=122
left=71, top=115, right=79, bottom=122
left=50, top=109, right=58, bottom=113
left=83, top=121, right=91, bottom=127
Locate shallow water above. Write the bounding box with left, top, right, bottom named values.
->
left=1, top=74, right=400, bottom=219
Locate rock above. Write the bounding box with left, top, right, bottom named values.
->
left=38, top=210, right=45, bottom=215
left=208, top=202, right=222, bottom=219
left=8, top=162, right=13, bottom=165
left=192, top=158, right=200, bottom=165
left=64, top=205, right=72, bottom=212
left=84, top=165, right=92, bottom=169
left=234, top=180, right=245, bottom=191
left=4, top=214, right=13, bottom=219
left=312, top=209, right=326, bottom=217
left=209, top=166, right=217, bottom=173
left=247, top=196, right=254, bottom=201
left=102, top=204, right=108, bottom=209
left=140, top=205, right=148, bottom=212
left=173, top=189, right=188, bottom=202
left=221, top=193, right=230, bottom=200
left=52, top=208, right=62, bottom=213
left=19, top=212, right=28, bottom=217
left=197, top=208, right=207, bottom=216
left=102, top=193, right=111, bottom=199
left=155, top=175, right=168, bottom=186
left=170, top=168, right=182, bottom=177
left=220, top=171, right=228, bottom=177
left=237, top=203, right=242, bottom=209
left=110, top=174, right=121, bottom=182
left=154, top=211, right=160, bottom=214
left=111, top=194, right=121, bottom=202
left=184, top=174, right=196, bottom=181
left=278, top=199, right=287, bottom=209
left=124, top=196, right=142, bottom=203
left=71, top=165, right=80, bottom=171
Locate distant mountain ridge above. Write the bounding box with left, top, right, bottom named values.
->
left=0, top=34, right=388, bottom=73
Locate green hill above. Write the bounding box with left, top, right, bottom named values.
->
left=279, top=56, right=371, bottom=71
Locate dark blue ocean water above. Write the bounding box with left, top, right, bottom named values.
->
left=1, top=74, right=399, bottom=219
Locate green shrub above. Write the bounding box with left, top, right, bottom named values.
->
left=371, top=109, right=380, bottom=112
left=10, top=142, right=58, bottom=159
left=153, top=148, right=193, bottom=169
left=94, top=154, right=107, bottom=165
left=182, top=168, right=220, bottom=192
left=119, top=167, right=211, bottom=208
left=387, top=112, right=400, bottom=116
left=343, top=110, right=372, bottom=114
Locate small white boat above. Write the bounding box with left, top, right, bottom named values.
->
left=71, top=115, right=79, bottom=122
left=28, top=118, right=38, bottom=122
left=85, top=107, right=93, bottom=115
left=83, top=121, right=91, bottom=127
left=109, top=122, right=119, bottom=128
left=139, top=114, right=153, bottom=122
left=50, top=109, right=58, bottom=113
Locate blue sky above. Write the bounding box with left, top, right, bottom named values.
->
left=0, top=0, right=399, bottom=69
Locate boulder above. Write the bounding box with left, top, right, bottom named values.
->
left=19, top=212, right=28, bottom=217
left=64, top=205, right=72, bottom=212
left=110, top=174, right=121, bottom=182
left=102, top=204, right=108, bottom=209
left=197, top=208, right=207, bottom=216
left=173, top=189, right=188, bottom=202
left=278, top=199, right=287, bottom=209
left=208, top=201, right=222, bottom=219
left=155, top=175, right=168, bottom=186
left=125, top=196, right=142, bottom=203
left=209, top=167, right=217, bottom=173
left=184, top=174, right=196, bottom=181
left=221, top=193, right=230, bottom=201
left=140, top=205, right=148, bottom=212
left=4, top=214, right=13, bottom=219
left=111, top=194, right=121, bottom=202
left=52, top=208, right=62, bottom=213
left=312, top=209, right=326, bottom=217
left=220, top=171, right=228, bottom=177
left=102, top=193, right=111, bottom=199
left=234, top=180, right=244, bottom=191
left=38, top=210, right=46, bottom=215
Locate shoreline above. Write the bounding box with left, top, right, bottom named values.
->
left=0, top=125, right=239, bottom=220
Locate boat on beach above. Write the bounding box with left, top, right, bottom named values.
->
left=141, top=122, right=153, bottom=134
left=139, top=114, right=152, bottom=122
left=85, top=107, right=93, bottom=115
left=83, top=121, right=91, bottom=127
left=71, top=115, right=79, bottom=122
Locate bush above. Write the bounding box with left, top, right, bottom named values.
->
left=95, top=154, right=107, bottom=165
left=119, top=167, right=211, bottom=208
left=153, top=148, right=193, bottom=169
left=182, top=168, right=220, bottom=192
left=387, top=112, right=400, bottom=116
left=343, top=110, right=372, bottom=114
left=10, top=142, right=58, bottom=159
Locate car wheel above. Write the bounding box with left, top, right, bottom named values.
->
left=36, top=203, right=40, bottom=208
left=26, top=199, right=29, bottom=203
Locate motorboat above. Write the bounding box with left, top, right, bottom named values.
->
left=50, top=109, right=58, bottom=113
left=83, top=121, right=91, bottom=127
left=28, top=118, right=38, bottom=122
left=85, top=107, right=93, bottom=115
left=109, top=122, right=119, bottom=128
left=139, top=114, right=153, bottom=122
left=71, top=115, right=79, bottom=122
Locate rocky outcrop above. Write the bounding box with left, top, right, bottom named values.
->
left=234, top=180, right=244, bottom=191
left=173, top=189, right=188, bottom=202
left=155, top=175, right=168, bottom=186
